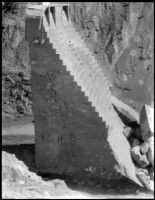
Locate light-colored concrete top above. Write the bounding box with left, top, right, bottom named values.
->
left=26, top=3, right=70, bottom=17
left=28, top=2, right=70, bottom=10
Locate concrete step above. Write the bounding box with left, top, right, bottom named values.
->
left=43, top=19, right=113, bottom=128
left=88, top=74, right=104, bottom=97
left=99, top=87, right=110, bottom=107
left=58, top=49, right=110, bottom=116
left=91, top=78, right=108, bottom=110
left=74, top=47, right=98, bottom=68
left=101, top=92, right=111, bottom=111
left=48, top=32, right=97, bottom=69
left=49, top=26, right=83, bottom=43
left=53, top=42, right=110, bottom=101
left=43, top=16, right=50, bottom=32
left=44, top=16, right=91, bottom=56
left=96, top=86, right=110, bottom=111
left=49, top=29, right=91, bottom=56
left=80, top=65, right=99, bottom=87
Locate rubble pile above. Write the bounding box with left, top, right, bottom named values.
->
left=123, top=105, right=154, bottom=190
left=2, top=71, right=32, bottom=115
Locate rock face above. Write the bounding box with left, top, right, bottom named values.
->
left=70, top=2, right=154, bottom=113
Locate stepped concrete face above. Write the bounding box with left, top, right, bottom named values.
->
left=25, top=4, right=142, bottom=186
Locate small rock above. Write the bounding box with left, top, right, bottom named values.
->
left=131, top=138, right=141, bottom=147
left=140, top=142, right=149, bottom=154
left=131, top=146, right=150, bottom=168
left=136, top=173, right=153, bottom=190
left=22, top=76, right=30, bottom=81
left=123, top=126, right=134, bottom=138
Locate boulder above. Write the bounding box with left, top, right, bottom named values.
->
left=123, top=126, right=134, bottom=138
left=131, top=146, right=150, bottom=168
left=140, top=141, right=149, bottom=154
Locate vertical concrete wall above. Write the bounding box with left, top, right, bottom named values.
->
left=55, top=6, right=62, bottom=27
left=26, top=16, right=120, bottom=176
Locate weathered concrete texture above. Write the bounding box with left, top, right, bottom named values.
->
left=26, top=11, right=141, bottom=186
left=30, top=36, right=118, bottom=175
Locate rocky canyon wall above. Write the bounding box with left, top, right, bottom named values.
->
left=70, top=2, right=154, bottom=112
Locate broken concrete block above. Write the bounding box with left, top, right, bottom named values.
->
left=25, top=6, right=143, bottom=188
left=139, top=104, right=154, bottom=142
left=140, top=141, right=149, bottom=154
left=131, top=146, right=150, bottom=168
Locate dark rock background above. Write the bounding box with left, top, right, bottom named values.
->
left=2, top=2, right=154, bottom=115
left=70, top=2, right=154, bottom=112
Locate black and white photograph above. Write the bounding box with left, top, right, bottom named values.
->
left=2, top=2, right=154, bottom=199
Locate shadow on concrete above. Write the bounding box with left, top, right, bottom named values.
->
left=113, top=104, right=140, bottom=128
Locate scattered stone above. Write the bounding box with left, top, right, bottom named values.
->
left=22, top=76, right=30, bottom=81
left=140, top=141, right=149, bottom=154
left=131, top=146, right=150, bottom=168
left=131, top=138, right=141, bottom=147
left=123, top=126, right=134, bottom=138
left=2, top=72, right=32, bottom=115
left=136, top=172, right=153, bottom=191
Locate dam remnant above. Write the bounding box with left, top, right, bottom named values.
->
left=25, top=3, right=142, bottom=186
